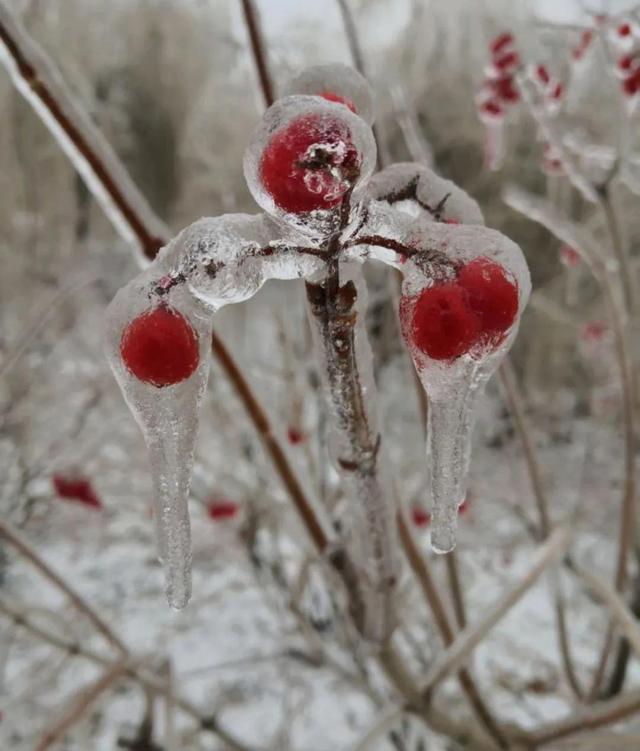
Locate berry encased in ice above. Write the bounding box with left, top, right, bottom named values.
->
left=457, top=257, right=519, bottom=347
left=410, top=282, right=480, bottom=361
left=407, top=256, right=519, bottom=361
left=120, top=306, right=200, bottom=387
left=319, top=90, right=357, bottom=112
left=259, top=113, right=361, bottom=214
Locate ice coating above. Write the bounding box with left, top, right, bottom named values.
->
left=366, top=162, right=484, bottom=226
left=399, top=224, right=529, bottom=552
left=284, top=63, right=376, bottom=125
left=105, top=274, right=213, bottom=608
left=347, top=211, right=529, bottom=553
left=158, top=213, right=324, bottom=309
left=243, top=96, right=377, bottom=238
left=305, top=262, right=397, bottom=641
left=105, top=214, right=324, bottom=610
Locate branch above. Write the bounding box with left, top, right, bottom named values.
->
left=419, top=526, right=571, bottom=698
left=35, top=659, right=131, bottom=751
left=0, top=519, right=128, bottom=655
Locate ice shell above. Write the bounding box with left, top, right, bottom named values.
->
left=284, top=63, right=376, bottom=125
left=244, top=96, right=376, bottom=238
left=105, top=271, right=213, bottom=609
left=366, top=162, right=484, bottom=226
left=158, top=214, right=324, bottom=309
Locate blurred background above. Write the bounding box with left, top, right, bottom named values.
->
left=2, top=0, right=640, bottom=749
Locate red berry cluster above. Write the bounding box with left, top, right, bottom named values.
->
left=120, top=306, right=200, bottom=388
left=613, top=21, right=640, bottom=95
left=477, top=32, right=520, bottom=122
left=408, top=257, right=519, bottom=361
left=52, top=474, right=102, bottom=510
left=259, top=112, right=361, bottom=214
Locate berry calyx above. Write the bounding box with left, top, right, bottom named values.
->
left=408, top=257, right=519, bottom=361
left=319, top=90, right=357, bottom=113
left=120, top=306, right=200, bottom=387
left=259, top=113, right=361, bottom=214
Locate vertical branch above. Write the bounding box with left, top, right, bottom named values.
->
left=335, top=0, right=366, bottom=77
left=238, top=0, right=275, bottom=108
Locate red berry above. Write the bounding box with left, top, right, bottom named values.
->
left=479, top=99, right=503, bottom=118
left=52, top=474, right=102, bottom=510
left=120, top=306, right=199, bottom=387
left=550, top=82, right=564, bottom=100
left=411, top=506, right=431, bottom=528
left=457, top=257, right=519, bottom=347
left=490, top=32, right=514, bottom=56
left=559, top=245, right=580, bottom=267
left=287, top=426, right=306, bottom=445
left=410, top=282, right=480, bottom=361
left=259, top=113, right=361, bottom=214
left=458, top=497, right=470, bottom=515
left=618, top=22, right=632, bottom=37
left=536, top=64, right=550, bottom=84
left=582, top=321, right=607, bottom=343
left=207, top=499, right=240, bottom=521
left=619, top=54, right=635, bottom=70
left=318, top=90, right=357, bottom=113
left=623, top=70, right=640, bottom=95
left=491, top=76, right=519, bottom=102
left=494, top=51, right=520, bottom=71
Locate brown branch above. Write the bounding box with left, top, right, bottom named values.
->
left=238, top=0, right=275, bottom=108
left=35, top=659, right=131, bottom=751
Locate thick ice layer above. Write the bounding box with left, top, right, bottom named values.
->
left=366, top=162, right=484, bottom=225
left=284, top=63, right=376, bottom=125
left=104, top=273, right=213, bottom=608
left=243, top=95, right=377, bottom=238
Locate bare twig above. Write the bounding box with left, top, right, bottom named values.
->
left=419, top=527, right=570, bottom=698
left=0, top=519, right=128, bottom=655
left=238, top=0, right=275, bottom=107
left=35, top=659, right=131, bottom=751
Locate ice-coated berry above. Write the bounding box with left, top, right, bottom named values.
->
left=409, top=257, right=519, bottom=361
left=319, top=90, right=357, bottom=113
left=120, top=306, right=200, bottom=387
left=52, top=474, right=102, bottom=510
left=411, top=282, right=480, bottom=361
left=411, top=506, right=431, bottom=528
left=259, top=113, right=361, bottom=214
left=207, top=499, right=240, bottom=520
left=458, top=257, right=519, bottom=347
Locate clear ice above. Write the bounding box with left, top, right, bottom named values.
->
left=104, top=66, right=530, bottom=619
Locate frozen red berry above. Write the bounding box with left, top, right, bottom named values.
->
left=618, top=22, right=632, bottom=37
left=490, top=32, right=514, bottom=56
left=287, top=426, right=306, bottom=445
left=319, top=90, right=357, bottom=113
left=411, top=506, right=431, bottom=528
left=120, top=306, right=200, bottom=387
left=494, top=51, right=520, bottom=71
left=491, top=76, right=520, bottom=102
left=536, top=64, right=550, bottom=84
left=52, top=474, right=102, bottom=510
left=559, top=245, right=580, bottom=267
left=619, top=54, right=635, bottom=70
left=259, top=113, right=361, bottom=214
left=410, top=282, right=480, bottom=361
left=479, top=100, right=504, bottom=119
left=207, top=498, right=240, bottom=520
left=458, top=257, right=519, bottom=347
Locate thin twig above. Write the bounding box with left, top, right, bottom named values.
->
left=238, top=0, right=275, bottom=107
left=0, top=519, right=128, bottom=655
left=35, top=659, right=131, bottom=751
left=419, top=527, right=571, bottom=698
